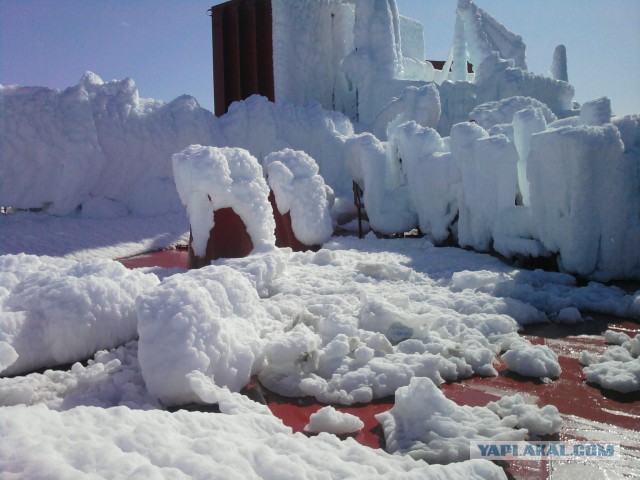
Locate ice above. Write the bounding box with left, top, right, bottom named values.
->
left=528, top=122, right=640, bottom=280
left=454, top=0, right=527, bottom=72
left=0, top=254, right=158, bottom=376
left=136, top=265, right=278, bottom=406
left=468, top=96, right=556, bottom=131
left=172, top=145, right=275, bottom=258
left=550, top=45, right=569, bottom=82
left=584, top=359, right=640, bottom=393
left=1, top=73, right=216, bottom=216
left=0, top=403, right=506, bottom=480
left=2, top=0, right=640, bottom=474
left=580, top=331, right=640, bottom=393
left=372, top=84, right=441, bottom=141
left=388, top=121, right=457, bottom=242
left=579, top=97, right=612, bottom=126
left=485, top=394, right=562, bottom=436
left=217, top=95, right=355, bottom=200
left=263, top=149, right=334, bottom=246
left=512, top=105, right=549, bottom=206
left=501, top=339, right=561, bottom=380
left=376, top=377, right=527, bottom=464
left=272, top=0, right=357, bottom=118
left=304, top=406, right=365, bottom=435
left=345, top=133, right=417, bottom=235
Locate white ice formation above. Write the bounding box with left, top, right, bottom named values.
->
left=2, top=0, right=639, bottom=282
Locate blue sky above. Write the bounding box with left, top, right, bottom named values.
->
left=2, top=0, right=639, bottom=116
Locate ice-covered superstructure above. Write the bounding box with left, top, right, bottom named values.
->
left=270, top=0, right=575, bottom=132
left=3, top=0, right=639, bottom=280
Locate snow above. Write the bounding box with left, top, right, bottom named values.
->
left=0, top=403, right=506, bottom=480
left=501, top=339, right=562, bottom=380
left=136, top=264, right=278, bottom=406
left=263, top=149, right=334, bottom=246
left=376, top=377, right=527, bottom=464
left=2, top=0, right=640, bottom=476
left=485, top=394, right=562, bottom=437
left=304, top=405, right=365, bottom=435
left=0, top=73, right=216, bottom=216
left=580, top=330, right=640, bottom=393
left=172, top=145, right=275, bottom=258
left=0, top=254, right=158, bottom=376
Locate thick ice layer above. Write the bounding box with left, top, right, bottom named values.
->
left=0, top=404, right=506, bottom=479
left=172, top=145, right=275, bottom=258
left=512, top=105, right=549, bottom=206
left=217, top=95, right=354, bottom=199
left=529, top=123, right=639, bottom=280
left=0, top=254, right=158, bottom=376
left=345, top=133, right=417, bottom=234
left=550, top=45, right=568, bottom=82
left=468, top=97, right=556, bottom=131
left=388, top=122, right=457, bottom=242
left=0, top=73, right=216, bottom=215
left=455, top=0, right=526, bottom=72
left=272, top=0, right=357, bottom=118
left=371, top=84, right=441, bottom=141
left=136, top=265, right=278, bottom=406
left=376, top=377, right=527, bottom=464
left=263, top=149, right=334, bottom=246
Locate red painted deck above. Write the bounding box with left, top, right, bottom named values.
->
left=119, top=249, right=639, bottom=478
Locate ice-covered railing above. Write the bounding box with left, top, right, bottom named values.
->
left=388, top=97, right=640, bottom=281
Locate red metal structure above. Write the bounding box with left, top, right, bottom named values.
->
left=209, top=0, right=275, bottom=117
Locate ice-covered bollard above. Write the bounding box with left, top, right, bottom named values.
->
left=262, top=149, right=334, bottom=251
left=172, top=145, right=275, bottom=268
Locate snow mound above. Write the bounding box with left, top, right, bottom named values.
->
left=376, top=377, right=527, bottom=464
left=136, top=265, right=278, bottom=406
left=501, top=340, right=561, bottom=380
left=584, top=359, right=640, bottom=394
left=485, top=394, right=562, bottom=436
left=0, top=341, right=157, bottom=410
left=304, top=405, right=365, bottom=435
left=1, top=73, right=216, bottom=215
left=0, top=254, right=158, bottom=376
left=581, top=331, right=640, bottom=393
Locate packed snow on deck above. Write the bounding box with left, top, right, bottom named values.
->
left=2, top=0, right=640, bottom=477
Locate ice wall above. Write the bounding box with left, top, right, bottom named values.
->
left=272, top=0, right=357, bottom=117
left=1, top=73, right=217, bottom=216
left=528, top=119, right=640, bottom=280
left=454, top=0, right=527, bottom=72
left=1, top=77, right=355, bottom=217
left=397, top=96, right=640, bottom=281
